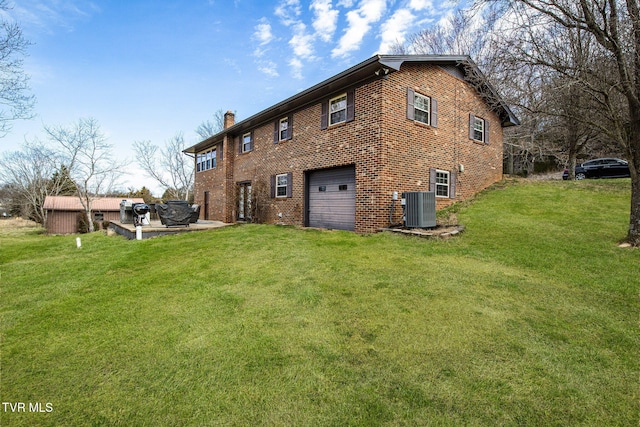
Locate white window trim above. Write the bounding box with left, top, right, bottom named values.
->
left=275, top=173, right=288, bottom=198
left=242, top=132, right=252, bottom=153
left=473, top=117, right=485, bottom=143
left=279, top=117, right=289, bottom=141
left=414, top=92, right=431, bottom=125
left=435, top=170, right=450, bottom=198
left=197, top=148, right=217, bottom=172
left=329, top=93, right=347, bottom=126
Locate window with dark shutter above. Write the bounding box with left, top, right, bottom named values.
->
left=484, top=120, right=490, bottom=144
left=287, top=115, right=293, bottom=139
left=408, top=88, right=437, bottom=128
left=407, top=88, right=415, bottom=120
left=241, top=132, right=253, bottom=152
left=272, top=173, right=292, bottom=198
left=320, top=101, right=328, bottom=129
left=431, top=98, right=438, bottom=128
left=449, top=171, right=457, bottom=199
left=346, top=89, right=355, bottom=122
left=470, top=114, right=485, bottom=143
left=273, top=121, right=279, bottom=144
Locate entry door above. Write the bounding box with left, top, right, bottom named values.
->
left=238, top=183, right=252, bottom=220
left=307, top=166, right=356, bottom=231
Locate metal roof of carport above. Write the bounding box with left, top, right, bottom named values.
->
left=184, top=54, right=520, bottom=154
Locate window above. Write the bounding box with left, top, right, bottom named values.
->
left=197, top=148, right=217, bottom=172
left=407, top=88, right=437, bottom=127
left=435, top=170, right=450, bottom=197
left=276, top=174, right=288, bottom=197
left=274, top=115, right=293, bottom=143
left=329, top=94, right=347, bottom=125
left=94, top=212, right=104, bottom=222
left=321, top=89, right=355, bottom=129
left=242, top=132, right=253, bottom=153
left=414, top=93, right=430, bottom=125
left=430, top=168, right=456, bottom=199
left=469, top=114, right=489, bottom=143
left=271, top=172, right=293, bottom=198
left=279, top=117, right=289, bottom=141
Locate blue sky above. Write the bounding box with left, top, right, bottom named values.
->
left=4, top=0, right=458, bottom=194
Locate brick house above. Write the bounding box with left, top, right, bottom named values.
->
left=184, top=55, right=519, bottom=233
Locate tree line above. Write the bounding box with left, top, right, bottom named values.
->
left=0, top=112, right=228, bottom=231
left=392, top=0, right=639, bottom=245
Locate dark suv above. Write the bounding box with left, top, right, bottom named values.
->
left=563, top=158, right=630, bottom=180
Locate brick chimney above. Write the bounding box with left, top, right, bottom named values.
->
left=223, top=111, right=235, bottom=129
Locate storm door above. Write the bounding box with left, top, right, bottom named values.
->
left=238, top=182, right=252, bottom=221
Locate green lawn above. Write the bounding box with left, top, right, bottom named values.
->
left=1, top=179, right=638, bottom=426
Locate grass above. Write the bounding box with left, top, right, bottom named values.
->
left=1, top=179, right=638, bottom=426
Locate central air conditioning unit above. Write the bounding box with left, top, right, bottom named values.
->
left=402, top=191, right=436, bottom=228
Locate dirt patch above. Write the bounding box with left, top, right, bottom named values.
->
left=380, top=224, right=465, bottom=239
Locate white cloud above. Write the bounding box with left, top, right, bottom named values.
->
left=310, top=0, right=339, bottom=42
left=274, top=0, right=302, bottom=26
left=289, top=57, right=304, bottom=79
left=409, top=0, right=434, bottom=11
left=257, top=60, right=280, bottom=78
left=332, top=0, right=387, bottom=58
left=289, top=22, right=315, bottom=58
left=253, top=18, right=275, bottom=46
left=378, top=8, right=415, bottom=54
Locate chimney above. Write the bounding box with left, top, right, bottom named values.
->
left=223, top=110, right=235, bottom=129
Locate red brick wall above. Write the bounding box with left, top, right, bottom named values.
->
left=193, top=63, right=503, bottom=233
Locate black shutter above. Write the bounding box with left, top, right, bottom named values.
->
left=273, top=120, right=279, bottom=144
left=287, top=115, right=293, bottom=140
left=469, top=114, right=475, bottom=140
left=429, top=168, right=436, bottom=192
left=237, top=135, right=242, bottom=154
left=449, top=171, right=457, bottom=199
left=286, top=172, right=293, bottom=198
left=407, top=88, right=415, bottom=120
left=320, top=101, right=328, bottom=129
left=431, top=98, right=438, bottom=128
left=346, top=89, right=355, bottom=122
left=270, top=175, right=276, bottom=198
left=484, top=120, right=490, bottom=144
left=249, top=131, right=254, bottom=151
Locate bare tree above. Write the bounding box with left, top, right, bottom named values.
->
left=0, top=142, right=61, bottom=224
left=195, top=109, right=229, bottom=140
left=45, top=118, right=126, bottom=232
left=0, top=0, right=35, bottom=137
left=488, top=0, right=640, bottom=245
left=133, top=133, right=194, bottom=201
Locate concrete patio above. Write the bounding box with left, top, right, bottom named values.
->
left=109, top=219, right=231, bottom=240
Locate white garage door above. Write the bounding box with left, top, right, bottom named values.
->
left=308, top=166, right=356, bottom=231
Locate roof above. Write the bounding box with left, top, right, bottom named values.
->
left=43, top=196, right=145, bottom=211
left=184, top=54, right=520, bottom=154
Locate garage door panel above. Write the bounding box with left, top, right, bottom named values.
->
left=308, top=166, right=355, bottom=231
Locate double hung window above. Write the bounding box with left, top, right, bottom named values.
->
left=329, top=94, right=347, bottom=125
left=429, top=168, right=456, bottom=199
left=469, top=114, right=489, bottom=144
left=275, top=174, right=288, bottom=198
left=414, top=93, right=431, bottom=125
left=270, top=172, right=293, bottom=198
left=435, top=170, right=450, bottom=198
left=407, top=88, right=437, bottom=127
